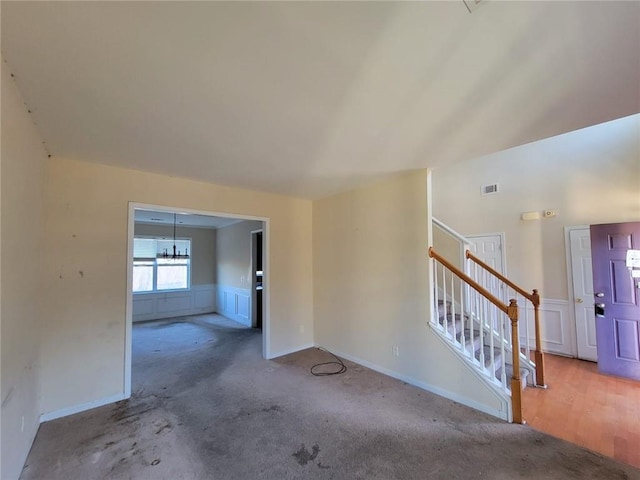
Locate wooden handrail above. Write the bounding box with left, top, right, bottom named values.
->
left=466, top=249, right=546, bottom=388
left=466, top=250, right=538, bottom=306
left=429, top=247, right=508, bottom=314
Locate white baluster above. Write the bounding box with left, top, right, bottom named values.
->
left=459, top=279, right=466, bottom=355
left=450, top=272, right=456, bottom=340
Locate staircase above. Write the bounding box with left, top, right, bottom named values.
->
left=436, top=299, right=532, bottom=392
left=429, top=218, right=546, bottom=424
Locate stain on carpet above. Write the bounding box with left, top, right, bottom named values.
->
left=293, top=443, right=320, bottom=466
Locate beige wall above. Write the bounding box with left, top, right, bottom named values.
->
left=216, top=220, right=263, bottom=290
left=313, top=170, right=506, bottom=418
left=134, top=223, right=217, bottom=286
left=433, top=114, right=640, bottom=300
left=41, top=158, right=313, bottom=415
left=1, top=62, right=47, bottom=480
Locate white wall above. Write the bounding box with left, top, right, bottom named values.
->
left=217, top=220, right=262, bottom=289
left=1, top=62, right=47, bottom=480
left=216, top=220, right=262, bottom=326
left=313, top=170, right=508, bottom=420
left=40, top=158, right=313, bottom=417
left=432, top=114, right=640, bottom=356
left=433, top=114, right=640, bottom=299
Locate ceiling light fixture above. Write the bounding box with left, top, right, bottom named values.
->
left=161, top=213, right=189, bottom=259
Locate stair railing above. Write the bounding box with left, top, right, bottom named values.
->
left=466, top=250, right=546, bottom=388
left=429, top=247, right=524, bottom=424
left=433, top=217, right=472, bottom=275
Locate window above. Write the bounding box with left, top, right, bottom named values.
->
left=133, top=237, right=191, bottom=293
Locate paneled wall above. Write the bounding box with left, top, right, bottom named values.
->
left=132, top=284, right=216, bottom=322
left=216, top=285, right=251, bottom=326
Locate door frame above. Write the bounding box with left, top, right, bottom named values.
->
left=125, top=202, right=271, bottom=398
left=564, top=225, right=589, bottom=358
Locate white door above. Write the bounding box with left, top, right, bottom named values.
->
left=467, top=234, right=505, bottom=300
left=467, top=234, right=504, bottom=273
left=569, top=228, right=597, bottom=362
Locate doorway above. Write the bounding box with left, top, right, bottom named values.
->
left=466, top=233, right=505, bottom=274
left=590, top=221, right=640, bottom=381
left=251, top=230, right=264, bottom=329
left=466, top=233, right=506, bottom=300
left=567, top=226, right=597, bottom=361
left=124, top=202, right=270, bottom=398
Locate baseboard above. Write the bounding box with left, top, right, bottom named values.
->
left=40, top=392, right=127, bottom=423
left=316, top=343, right=509, bottom=422
left=268, top=343, right=315, bottom=359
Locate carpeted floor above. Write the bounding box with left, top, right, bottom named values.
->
left=20, top=314, right=639, bottom=479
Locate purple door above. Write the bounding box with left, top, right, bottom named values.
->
left=590, top=222, right=640, bottom=381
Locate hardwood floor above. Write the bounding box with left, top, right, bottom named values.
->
left=523, top=354, right=640, bottom=469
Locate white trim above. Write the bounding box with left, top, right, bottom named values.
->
left=133, top=284, right=216, bottom=322
left=125, top=204, right=135, bottom=398
left=40, top=392, right=126, bottom=423
left=126, top=202, right=271, bottom=400
left=519, top=298, right=572, bottom=356
left=564, top=225, right=590, bottom=358
left=319, top=343, right=509, bottom=422
left=432, top=217, right=472, bottom=245
left=268, top=343, right=315, bottom=359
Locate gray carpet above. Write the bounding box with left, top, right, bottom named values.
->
left=20, top=314, right=639, bottom=480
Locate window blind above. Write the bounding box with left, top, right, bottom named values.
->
left=134, top=238, right=190, bottom=258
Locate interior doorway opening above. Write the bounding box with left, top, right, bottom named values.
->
left=251, top=230, right=264, bottom=329
left=125, top=202, right=270, bottom=398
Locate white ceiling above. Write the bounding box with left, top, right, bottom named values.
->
left=134, top=209, right=241, bottom=229
left=2, top=1, right=639, bottom=199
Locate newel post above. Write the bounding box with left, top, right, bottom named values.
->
left=532, top=289, right=547, bottom=388
left=508, top=299, right=524, bottom=424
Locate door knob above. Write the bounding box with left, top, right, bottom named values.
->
left=576, top=298, right=584, bottom=303
left=595, top=303, right=605, bottom=308
left=595, top=292, right=604, bottom=298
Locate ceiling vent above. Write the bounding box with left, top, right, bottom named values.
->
left=481, top=183, right=499, bottom=196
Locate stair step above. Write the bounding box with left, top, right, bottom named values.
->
left=438, top=313, right=464, bottom=334
left=475, top=345, right=503, bottom=373
left=459, top=329, right=483, bottom=354
left=435, top=300, right=533, bottom=391
left=496, top=364, right=532, bottom=390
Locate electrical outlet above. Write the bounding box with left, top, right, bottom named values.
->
left=299, top=325, right=305, bottom=334
left=392, top=346, right=400, bottom=357
left=21, top=416, right=25, bottom=433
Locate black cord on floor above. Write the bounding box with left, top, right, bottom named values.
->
left=310, top=347, right=347, bottom=376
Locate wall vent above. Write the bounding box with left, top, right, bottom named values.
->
left=481, top=183, right=499, bottom=195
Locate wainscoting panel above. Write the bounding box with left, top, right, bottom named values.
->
left=133, top=284, right=216, bottom=322
left=194, top=288, right=216, bottom=310
left=217, top=285, right=252, bottom=326
left=519, top=298, right=571, bottom=356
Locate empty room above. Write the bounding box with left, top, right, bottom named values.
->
left=2, top=1, right=639, bottom=479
